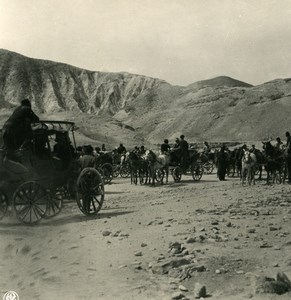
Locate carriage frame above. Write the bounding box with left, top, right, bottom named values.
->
left=0, top=120, right=104, bottom=224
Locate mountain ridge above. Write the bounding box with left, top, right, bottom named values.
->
left=0, top=49, right=290, bottom=147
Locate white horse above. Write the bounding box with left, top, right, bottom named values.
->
left=145, top=150, right=170, bottom=185
left=241, top=150, right=257, bottom=185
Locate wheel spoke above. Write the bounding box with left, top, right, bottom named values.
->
left=17, top=205, right=30, bottom=217
left=91, top=198, right=97, bottom=211
left=33, top=204, right=45, bottom=217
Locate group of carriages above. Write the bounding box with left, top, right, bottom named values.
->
left=221, top=142, right=289, bottom=185
left=109, top=147, right=205, bottom=185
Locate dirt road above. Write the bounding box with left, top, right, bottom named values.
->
left=1, top=173, right=291, bottom=300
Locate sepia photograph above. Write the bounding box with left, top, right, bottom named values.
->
left=0, top=0, right=291, bottom=299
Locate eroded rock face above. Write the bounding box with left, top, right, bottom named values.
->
left=0, top=50, right=166, bottom=114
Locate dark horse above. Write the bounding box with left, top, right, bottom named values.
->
left=127, top=151, right=149, bottom=185
left=263, top=141, right=285, bottom=184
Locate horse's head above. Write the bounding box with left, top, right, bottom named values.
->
left=128, top=151, right=138, bottom=160
left=242, top=150, right=252, bottom=163
left=145, top=149, right=156, bottom=162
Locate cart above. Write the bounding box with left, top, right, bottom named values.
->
left=0, top=120, right=104, bottom=224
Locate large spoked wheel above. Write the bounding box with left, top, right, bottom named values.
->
left=101, top=163, right=113, bottom=185
left=155, top=169, right=164, bottom=183
left=112, top=164, right=120, bottom=178
left=172, top=166, right=182, bottom=182
left=43, top=189, right=63, bottom=219
left=0, top=189, right=8, bottom=220
left=203, top=162, right=214, bottom=174
left=191, top=163, right=203, bottom=181
left=12, top=182, right=48, bottom=225
left=120, top=163, right=130, bottom=178
left=76, top=168, right=104, bottom=216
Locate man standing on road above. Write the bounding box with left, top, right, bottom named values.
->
left=217, top=145, right=228, bottom=181
left=179, top=134, right=189, bottom=173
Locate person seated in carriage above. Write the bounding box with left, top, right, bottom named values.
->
left=2, top=99, right=39, bottom=153
left=161, top=139, right=171, bottom=154
left=170, top=135, right=189, bottom=172
left=203, top=141, right=211, bottom=154
left=34, top=130, right=51, bottom=159
left=138, top=145, right=146, bottom=156
left=117, top=143, right=127, bottom=154
left=53, top=132, right=75, bottom=169
left=275, top=137, right=284, bottom=152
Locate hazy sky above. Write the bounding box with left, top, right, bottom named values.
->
left=1, top=0, right=291, bottom=86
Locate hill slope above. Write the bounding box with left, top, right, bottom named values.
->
left=0, top=49, right=290, bottom=147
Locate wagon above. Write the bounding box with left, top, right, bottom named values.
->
left=0, top=120, right=104, bottom=225
left=169, top=149, right=204, bottom=183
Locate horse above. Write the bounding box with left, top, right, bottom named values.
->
left=241, top=150, right=257, bottom=185
left=127, top=151, right=149, bottom=185
left=144, top=150, right=170, bottom=186
left=263, top=141, right=285, bottom=184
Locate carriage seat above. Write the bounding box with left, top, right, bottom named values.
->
left=3, top=156, right=29, bottom=175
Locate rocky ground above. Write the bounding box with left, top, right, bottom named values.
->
left=0, top=171, right=291, bottom=300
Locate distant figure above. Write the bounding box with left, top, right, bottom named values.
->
left=173, top=138, right=180, bottom=149
left=117, top=143, right=127, bottom=154
left=275, top=137, right=284, bottom=151
left=203, top=141, right=211, bottom=154
left=285, top=131, right=291, bottom=183
left=2, top=99, right=39, bottom=151
left=179, top=135, right=189, bottom=172
left=78, top=145, right=96, bottom=170
left=161, top=139, right=171, bottom=154
left=101, top=144, right=106, bottom=152
left=217, top=145, right=228, bottom=181
left=139, top=145, right=146, bottom=155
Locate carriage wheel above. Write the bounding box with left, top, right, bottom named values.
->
left=43, top=190, right=63, bottom=219
left=76, top=168, right=104, bottom=216
left=172, top=167, right=182, bottom=182
left=203, top=162, right=214, bottom=174
left=12, top=182, right=48, bottom=225
left=191, top=163, right=203, bottom=181
left=120, top=163, right=130, bottom=178
left=101, top=163, right=113, bottom=185
left=112, top=164, right=120, bottom=177
left=155, top=169, right=164, bottom=183
left=0, top=189, right=8, bottom=220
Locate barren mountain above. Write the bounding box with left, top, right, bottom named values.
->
left=0, top=49, right=290, bottom=147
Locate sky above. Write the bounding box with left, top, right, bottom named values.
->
left=1, top=0, right=291, bottom=86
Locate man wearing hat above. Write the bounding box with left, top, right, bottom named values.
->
left=2, top=99, right=39, bottom=151
left=179, top=134, right=189, bottom=173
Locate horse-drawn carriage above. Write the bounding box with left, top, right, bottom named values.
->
left=0, top=120, right=104, bottom=224
left=169, top=149, right=204, bottom=183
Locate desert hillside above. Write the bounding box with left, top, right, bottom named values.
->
left=1, top=49, right=290, bottom=147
